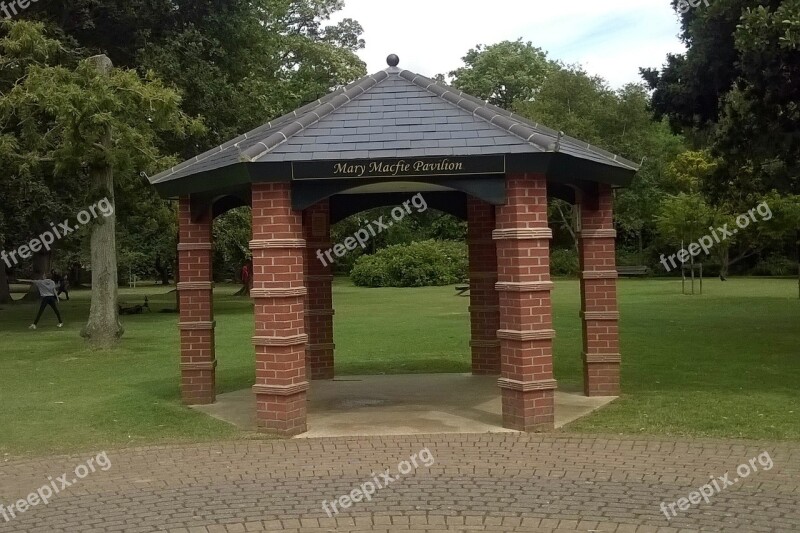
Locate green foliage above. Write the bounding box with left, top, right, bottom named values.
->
left=550, top=248, right=579, bottom=277
left=447, top=39, right=555, bottom=109
left=25, top=0, right=367, bottom=151
left=713, top=0, right=800, bottom=196
left=656, top=193, right=719, bottom=245
left=4, top=2, right=366, bottom=285
left=3, top=55, right=204, bottom=177
left=0, top=21, right=81, bottom=253
left=514, top=66, right=614, bottom=145
left=663, top=150, right=717, bottom=194
left=0, top=21, right=199, bottom=285
left=641, top=0, right=767, bottom=131
left=350, top=240, right=467, bottom=287
left=752, top=255, right=798, bottom=276
left=116, top=182, right=177, bottom=283
left=643, top=0, right=799, bottom=197
left=508, top=65, right=684, bottom=254
left=331, top=208, right=466, bottom=275
left=213, top=207, right=252, bottom=281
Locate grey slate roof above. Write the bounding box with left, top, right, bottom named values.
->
left=149, top=65, right=639, bottom=188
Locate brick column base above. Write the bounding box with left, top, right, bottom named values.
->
left=178, top=321, right=217, bottom=405
left=177, top=199, right=216, bottom=405
left=500, top=387, right=555, bottom=431
left=252, top=375, right=308, bottom=435
left=583, top=358, right=621, bottom=396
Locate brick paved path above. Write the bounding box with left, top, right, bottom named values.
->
left=1, top=434, right=798, bottom=532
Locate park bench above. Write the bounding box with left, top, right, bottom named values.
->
left=617, top=266, right=649, bottom=277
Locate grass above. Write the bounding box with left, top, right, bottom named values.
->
left=0, top=277, right=798, bottom=456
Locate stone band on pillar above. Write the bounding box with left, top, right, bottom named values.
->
left=177, top=197, right=217, bottom=406
left=579, top=183, right=621, bottom=397
left=251, top=182, right=309, bottom=436
left=467, top=197, right=501, bottom=375
left=494, top=173, right=557, bottom=432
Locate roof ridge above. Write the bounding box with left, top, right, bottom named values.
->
left=397, top=70, right=640, bottom=171
left=240, top=71, right=391, bottom=162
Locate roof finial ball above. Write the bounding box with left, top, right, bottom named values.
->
left=386, top=54, right=400, bottom=68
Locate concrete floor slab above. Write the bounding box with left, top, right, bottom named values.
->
left=192, top=374, right=616, bottom=437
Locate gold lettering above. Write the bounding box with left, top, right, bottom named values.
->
left=335, top=158, right=467, bottom=177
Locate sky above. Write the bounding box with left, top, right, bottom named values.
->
left=332, top=0, right=687, bottom=89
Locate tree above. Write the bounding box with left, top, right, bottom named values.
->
left=1, top=20, right=203, bottom=346
left=662, top=150, right=717, bottom=195
left=447, top=39, right=555, bottom=109
left=641, top=0, right=781, bottom=133
left=712, top=1, right=800, bottom=197
left=0, top=21, right=92, bottom=303
left=656, top=193, right=729, bottom=277
left=26, top=0, right=367, bottom=152
left=755, top=192, right=800, bottom=296
left=15, top=1, right=367, bottom=294
left=642, top=0, right=798, bottom=197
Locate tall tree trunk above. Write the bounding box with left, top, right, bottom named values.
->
left=637, top=230, right=644, bottom=264
left=719, top=247, right=730, bottom=280
left=81, top=55, right=124, bottom=347
left=0, top=264, right=12, bottom=304
left=69, top=261, right=85, bottom=288
left=155, top=256, right=170, bottom=286
left=21, top=251, right=52, bottom=302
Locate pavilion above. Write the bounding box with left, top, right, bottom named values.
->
left=148, top=54, right=638, bottom=436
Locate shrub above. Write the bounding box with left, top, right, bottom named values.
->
left=550, top=248, right=579, bottom=277
left=752, top=255, right=798, bottom=277
left=350, top=240, right=467, bottom=287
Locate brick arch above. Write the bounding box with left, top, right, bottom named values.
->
left=330, top=191, right=468, bottom=223
left=210, top=193, right=250, bottom=220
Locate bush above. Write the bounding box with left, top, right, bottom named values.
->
left=752, top=255, right=798, bottom=276
left=550, top=248, right=579, bottom=277
left=350, top=240, right=467, bottom=287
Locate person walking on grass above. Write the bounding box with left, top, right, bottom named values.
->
left=19, top=274, right=63, bottom=329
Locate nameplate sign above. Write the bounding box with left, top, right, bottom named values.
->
left=293, top=156, right=505, bottom=180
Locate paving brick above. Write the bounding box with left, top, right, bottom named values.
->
left=0, top=434, right=796, bottom=532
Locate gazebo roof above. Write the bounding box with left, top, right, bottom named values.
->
left=149, top=58, right=639, bottom=197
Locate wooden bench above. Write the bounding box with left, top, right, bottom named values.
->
left=617, top=266, right=649, bottom=277
left=455, top=283, right=470, bottom=296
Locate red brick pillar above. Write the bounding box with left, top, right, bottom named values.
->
left=250, top=183, right=308, bottom=436
left=467, top=197, right=500, bottom=375
left=177, top=198, right=216, bottom=405
left=579, top=184, right=621, bottom=396
left=494, top=173, right=557, bottom=431
left=303, top=200, right=335, bottom=380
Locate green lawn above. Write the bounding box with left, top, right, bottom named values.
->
left=0, top=277, right=798, bottom=456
